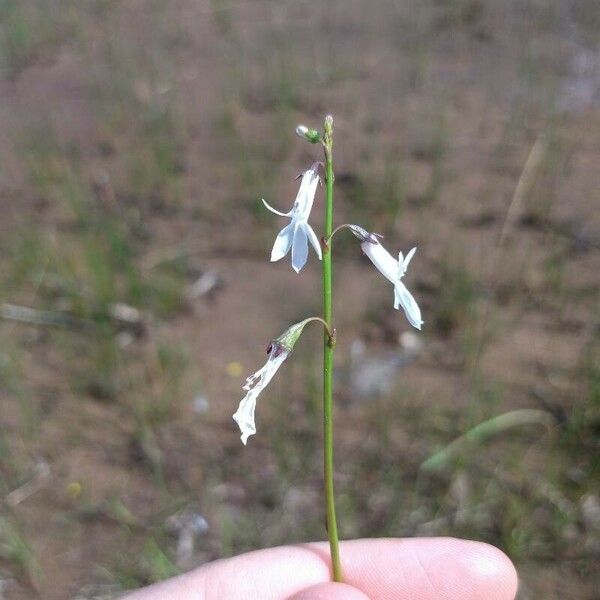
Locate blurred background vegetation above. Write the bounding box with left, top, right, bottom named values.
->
left=0, top=1, right=598, bottom=598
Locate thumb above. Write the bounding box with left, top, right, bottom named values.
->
left=288, top=582, right=371, bottom=600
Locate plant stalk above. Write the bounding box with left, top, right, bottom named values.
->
left=321, top=115, right=343, bottom=582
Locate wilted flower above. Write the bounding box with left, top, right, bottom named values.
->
left=349, top=225, right=423, bottom=330
left=262, top=167, right=322, bottom=273
left=233, top=320, right=309, bottom=444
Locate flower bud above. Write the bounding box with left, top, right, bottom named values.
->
left=295, top=124, right=321, bottom=144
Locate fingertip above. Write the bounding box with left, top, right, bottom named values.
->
left=337, top=537, right=518, bottom=600
left=287, top=582, right=371, bottom=600
left=459, top=541, right=519, bottom=600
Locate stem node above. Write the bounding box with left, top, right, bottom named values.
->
left=328, top=328, right=337, bottom=348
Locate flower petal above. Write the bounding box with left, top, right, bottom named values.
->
left=304, top=223, right=323, bottom=260
left=295, top=169, right=319, bottom=220
left=361, top=240, right=399, bottom=284
left=291, top=224, right=309, bottom=273
left=394, top=281, right=423, bottom=330
left=232, top=391, right=257, bottom=445
left=398, top=247, right=417, bottom=278
left=262, top=198, right=292, bottom=217
left=270, top=223, right=294, bottom=262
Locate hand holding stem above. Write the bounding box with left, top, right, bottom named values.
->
left=233, top=113, right=423, bottom=585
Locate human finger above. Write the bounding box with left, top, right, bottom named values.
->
left=286, top=582, right=371, bottom=600
left=123, top=537, right=518, bottom=600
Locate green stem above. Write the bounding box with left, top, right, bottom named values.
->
left=298, top=316, right=334, bottom=341
left=322, top=115, right=343, bottom=582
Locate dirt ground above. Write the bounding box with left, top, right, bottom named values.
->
left=0, top=1, right=599, bottom=598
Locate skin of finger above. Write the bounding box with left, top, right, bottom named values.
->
left=122, top=537, right=518, bottom=600
left=286, top=582, right=371, bottom=600
left=338, top=538, right=518, bottom=600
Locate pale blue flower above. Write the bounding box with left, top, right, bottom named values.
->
left=262, top=167, right=322, bottom=273
left=350, top=225, right=423, bottom=330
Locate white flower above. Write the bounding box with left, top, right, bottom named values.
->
left=233, top=320, right=309, bottom=445
left=262, top=167, right=322, bottom=273
left=350, top=225, right=423, bottom=330
left=232, top=343, right=288, bottom=445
